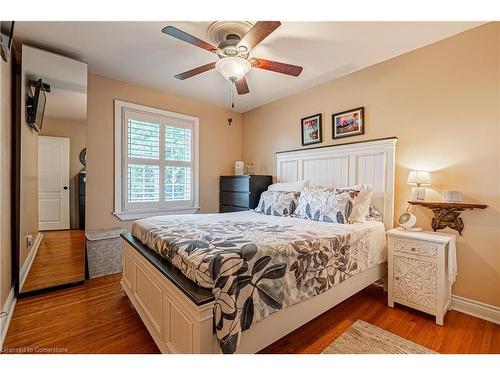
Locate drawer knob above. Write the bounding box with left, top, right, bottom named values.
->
left=395, top=276, right=400, bottom=280
left=411, top=247, right=416, bottom=251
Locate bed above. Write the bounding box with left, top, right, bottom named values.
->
left=120, top=137, right=397, bottom=354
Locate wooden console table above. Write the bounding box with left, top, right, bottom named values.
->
left=408, top=200, right=488, bottom=235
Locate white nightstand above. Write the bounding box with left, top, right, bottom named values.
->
left=386, top=228, right=456, bottom=325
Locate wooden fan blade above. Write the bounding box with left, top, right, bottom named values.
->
left=235, top=77, right=250, bottom=95
left=174, top=62, right=216, bottom=80
left=251, top=58, right=303, bottom=77
left=162, top=26, right=217, bottom=53
left=237, top=21, right=281, bottom=51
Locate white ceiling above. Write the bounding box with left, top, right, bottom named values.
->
left=14, top=21, right=483, bottom=113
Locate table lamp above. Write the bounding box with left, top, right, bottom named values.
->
left=407, top=170, right=431, bottom=201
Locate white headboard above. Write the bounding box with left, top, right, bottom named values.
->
left=276, top=137, right=397, bottom=229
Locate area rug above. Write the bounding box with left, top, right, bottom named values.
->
left=322, top=320, right=436, bottom=354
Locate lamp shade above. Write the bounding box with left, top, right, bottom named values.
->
left=407, top=170, right=431, bottom=186
left=215, top=57, right=251, bottom=82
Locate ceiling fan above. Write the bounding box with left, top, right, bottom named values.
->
left=161, top=21, right=303, bottom=95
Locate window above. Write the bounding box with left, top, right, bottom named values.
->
left=114, top=100, right=199, bottom=220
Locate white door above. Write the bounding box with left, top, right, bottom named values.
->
left=38, top=136, right=70, bottom=231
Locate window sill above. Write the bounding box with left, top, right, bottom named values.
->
left=113, top=207, right=200, bottom=221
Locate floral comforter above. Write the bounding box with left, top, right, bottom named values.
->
left=132, top=211, right=385, bottom=354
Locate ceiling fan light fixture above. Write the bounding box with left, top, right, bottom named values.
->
left=215, top=57, right=251, bottom=82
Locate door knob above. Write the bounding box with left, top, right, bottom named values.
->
left=64, top=186, right=68, bottom=190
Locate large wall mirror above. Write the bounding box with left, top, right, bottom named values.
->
left=16, top=45, right=87, bottom=296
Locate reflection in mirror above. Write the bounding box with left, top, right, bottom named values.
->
left=18, top=45, right=87, bottom=295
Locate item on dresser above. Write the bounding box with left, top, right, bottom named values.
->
left=219, top=175, right=273, bottom=213
left=294, top=187, right=354, bottom=223
left=442, top=190, right=462, bottom=202
left=244, top=162, right=254, bottom=175
left=255, top=190, right=300, bottom=216
left=386, top=229, right=457, bottom=325
left=267, top=179, right=309, bottom=192
left=234, top=161, right=244, bottom=175
left=407, top=170, right=431, bottom=201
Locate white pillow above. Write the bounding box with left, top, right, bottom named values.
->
left=267, top=179, right=310, bottom=192
left=348, top=186, right=374, bottom=223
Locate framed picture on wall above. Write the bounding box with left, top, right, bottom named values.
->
left=332, top=107, right=365, bottom=139
left=301, top=113, right=322, bottom=146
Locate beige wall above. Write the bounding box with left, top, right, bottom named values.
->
left=86, top=74, right=242, bottom=231
left=242, top=23, right=500, bottom=307
left=1, top=54, right=13, bottom=308
left=41, top=117, right=86, bottom=228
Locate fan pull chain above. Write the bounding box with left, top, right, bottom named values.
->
left=231, top=82, right=235, bottom=109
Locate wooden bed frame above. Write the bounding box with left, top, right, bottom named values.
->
left=120, top=137, right=398, bottom=353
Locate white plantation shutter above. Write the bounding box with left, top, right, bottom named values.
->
left=116, top=101, right=198, bottom=218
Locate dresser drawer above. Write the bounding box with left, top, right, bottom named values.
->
left=392, top=238, right=438, bottom=258
left=393, top=254, right=437, bottom=310
left=220, top=177, right=249, bottom=192
left=220, top=191, right=249, bottom=208
left=220, top=204, right=249, bottom=213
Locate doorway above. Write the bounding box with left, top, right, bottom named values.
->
left=38, top=135, right=70, bottom=231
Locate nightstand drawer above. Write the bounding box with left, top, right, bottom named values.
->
left=393, top=254, right=437, bottom=310
left=392, top=238, right=437, bottom=258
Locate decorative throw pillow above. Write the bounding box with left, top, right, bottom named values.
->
left=366, top=205, right=383, bottom=221
left=293, top=187, right=354, bottom=223
left=254, top=191, right=300, bottom=216
left=347, top=187, right=374, bottom=223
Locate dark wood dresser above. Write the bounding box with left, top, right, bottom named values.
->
left=78, top=171, right=86, bottom=229
left=219, top=175, right=273, bottom=213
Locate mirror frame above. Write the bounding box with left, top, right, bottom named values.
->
left=12, top=44, right=88, bottom=298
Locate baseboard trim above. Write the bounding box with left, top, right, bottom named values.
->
left=19, top=232, right=43, bottom=291
left=0, top=286, right=17, bottom=351
left=451, top=295, right=500, bottom=325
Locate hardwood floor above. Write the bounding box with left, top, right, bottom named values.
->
left=21, top=230, right=86, bottom=293
left=4, top=274, right=159, bottom=354
left=3, top=274, right=499, bottom=354
left=261, top=286, right=499, bottom=354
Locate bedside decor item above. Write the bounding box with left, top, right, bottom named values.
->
left=387, top=229, right=457, bottom=325
left=443, top=190, right=462, bottom=202
left=408, top=200, right=488, bottom=235
left=234, top=161, right=244, bottom=175
left=407, top=170, right=431, bottom=200
left=332, top=107, right=364, bottom=139
left=301, top=113, right=322, bottom=145
left=397, top=212, right=420, bottom=231
left=219, top=175, right=272, bottom=212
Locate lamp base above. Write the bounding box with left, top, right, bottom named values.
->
left=411, top=187, right=426, bottom=201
